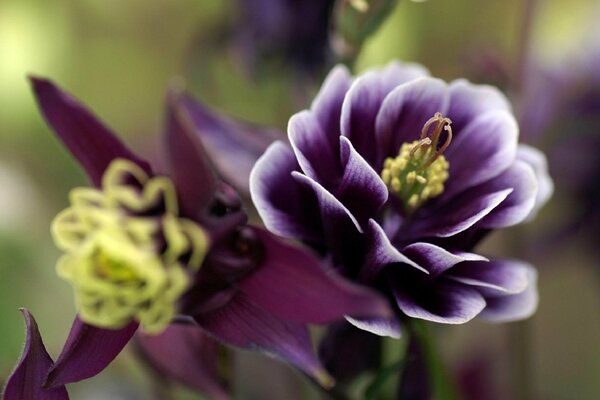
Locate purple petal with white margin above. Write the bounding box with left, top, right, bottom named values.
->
left=136, top=324, right=228, bottom=400
left=289, top=110, right=341, bottom=186
left=310, top=64, right=353, bottom=151
left=29, top=77, right=151, bottom=188
left=345, top=316, right=402, bottom=339
left=401, top=242, right=488, bottom=277
left=250, top=141, right=323, bottom=242
left=165, top=89, right=218, bottom=219
left=3, top=309, right=69, bottom=400
left=240, top=227, right=392, bottom=323
left=196, top=292, right=334, bottom=388
left=361, top=220, right=425, bottom=282
left=177, top=92, right=282, bottom=195
left=45, top=317, right=138, bottom=388
left=446, top=79, right=511, bottom=135
left=392, top=280, right=486, bottom=324
left=375, top=77, right=450, bottom=162
left=407, top=188, right=512, bottom=238
left=478, top=160, right=538, bottom=229
left=335, top=136, right=388, bottom=226
left=445, top=259, right=530, bottom=296
left=443, top=110, right=518, bottom=200
left=517, top=144, right=553, bottom=222
left=341, top=62, right=430, bottom=165
left=478, top=263, right=538, bottom=323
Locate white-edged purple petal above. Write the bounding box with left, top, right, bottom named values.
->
left=478, top=160, right=538, bottom=229
left=478, top=264, right=538, bottom=323
left=341, top=62, right=430, bottom=165
left=361, top=220, right=425, bottom=282
left=289, top=110, right=341, bottom=186
left=250, top=141, right=323, bottom=242
left=240, top=227, right=392, bottom=323
left=401, top=242, right=488, bottom=277
left=517, top=144, right=554, bottom=222
left=311, top=64, right=353, bottom=148
left=375, top=77, right=450, bottom=162
left=445, top=259, right=530, bottom=296
left=443, top=110, right=518, bottom=199
left=196, top=292, right=334, bottom=388
left=345, top=316, right=402, bottom=339
left=336, top=136, right=388, bottom=226
left=392, top=280, right=486, bottom=324
left=3, top=309, right=69, bottom=400
left=447, top=79, right=511, bottom=135
left=407, top=188, right=512, bottom=238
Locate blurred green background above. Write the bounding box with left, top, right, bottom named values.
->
left=1, top=0, right=599, bottom=399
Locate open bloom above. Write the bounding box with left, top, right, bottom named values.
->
left=251, top=62, right=552, bottom=336
left=3, top=78, right=393, bottom=399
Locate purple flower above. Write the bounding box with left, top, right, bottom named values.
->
left=3, top=78, right=393, bottom=398
left=250, top=62, right=551, bottom=336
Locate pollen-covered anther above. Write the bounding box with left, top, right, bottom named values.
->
left=381, top=112, right=452, bottom=212
left=51, top=158, right=210, bottom=334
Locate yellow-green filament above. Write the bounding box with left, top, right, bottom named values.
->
left=52, top=159, right=209, bottom=333
left=381, top=113, right=452, bottom=213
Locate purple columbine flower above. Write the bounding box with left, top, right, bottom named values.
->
left=3, top=78, right=393, bottom=399
left=250, top=61, right=552, bottom=337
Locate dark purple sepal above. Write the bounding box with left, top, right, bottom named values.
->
left=401, top=242, right=488, bottom=277
left=240, top=227, right=392, bottom=323
left=29, top=77, right=151, bottom=187
left=177, top=93, right=282, bottom=195
left=3, top=309, right=69, bottom=400
left=45, top=317, right=138, bottom=388
left=196, top=292, right=335, bottom=388
left=136, top=324, right=229, bottom=400
left=164, top=89, right=219, bottom=220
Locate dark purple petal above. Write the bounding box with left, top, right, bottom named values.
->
left=446, top=259, right=530, bottom=296
left=196, top=292, right=334, bottom=388
left=250, top=141, right=323, bottom=241
left=240, top=227, right=392, bottom=323
left=29, top=77, right=151, bottom=187
left=136, top=324, right=228, bottom=399
left=342, top=62, right=430, bottom=165
left=407, top=188, right=512, bottom=238
left=46, top=317, right=138, bottom=387
left=443, top=110, right=518, bottom=199
left=401, top=242, right=488, bottom=277
left=446, top=79, right=511, bottom=135
left=345, top=316, right=402, bottom=339
left=478, top=264, right=538, bottom=322
left=319, top=321, right=381, bottom=383
left=478, top=160, right=537, bottom=229
left=375, top=77, right=450, bottom=162
left=392, top=280, right=486, bottom=324
left=289, top=110, right=341, bottom=186
left=178, top=93, right=282, bottom=195
left=310, top=64, right=353, bottom=151
left=335, top=136, right=388, bottom=226
left=164, top=90, right=218, bottom=219
left=3, top=309, right=69, bottom=400
left=361, top=220, right=425, bottom=282
left=517, top=144, right=553, bottom=222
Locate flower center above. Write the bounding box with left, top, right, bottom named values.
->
left=381, top=112, right=452, bottom=213
left=52, top=159, right=209, bottom=333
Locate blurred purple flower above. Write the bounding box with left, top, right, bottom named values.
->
left=231, top=0, right=335, bottom=74
left=251, top=62, right=552, bottom=337
left=3, top=78, right=393, bottom=398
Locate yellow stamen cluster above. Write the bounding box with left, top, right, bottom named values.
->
left=52, top=159, right=209, bottom=334
left=381, top=112, right=452, bottom=213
